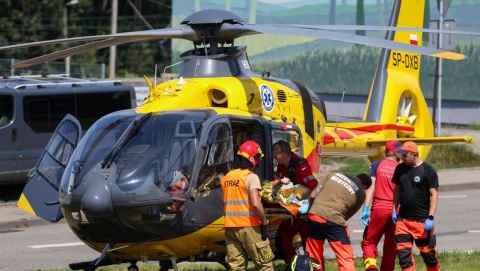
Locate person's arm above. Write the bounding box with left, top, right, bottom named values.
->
left=270, top=179, right=280, bottom=186
left=270, top=166, right=290, bottom=186
left=250, top=188, right=268, bottom=225
left=393, top=184, right=400, bottom=211
left=270, top=177, right=291, bottom=186
left=363, top=176, right=376, bottom=207
left=308, top=182, right=323, bottom=204
left=247, top=174, right=268, bottom=225
left=428, top=187, right=439, bottom=217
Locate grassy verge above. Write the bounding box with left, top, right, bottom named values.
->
left=323, top=143, right=480, bottom=176
left=467, top=123, right=480, bottom=130
left=48, top=250, right=478, bottom=270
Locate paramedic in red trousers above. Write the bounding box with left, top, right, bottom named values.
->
left=221, top=140, right=275, bottom=271
left=299, top=172, right=372, bottom=271
left=392, top=141, right=441, bottom=271
left=270, top=140, right=318, bottom=264
left=360, top=140, right=402, bottom=271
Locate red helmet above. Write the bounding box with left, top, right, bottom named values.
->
left=237, top=140, right=264, bottom=166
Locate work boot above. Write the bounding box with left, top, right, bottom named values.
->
left=364, top=257, right=378, bottom=271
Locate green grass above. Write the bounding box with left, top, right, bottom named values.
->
left=322, top=143, right=480, bottom=176
left=40, top=250, right=479, bottom=270
left=427, top=144, right=480, bottom=169
left=467, top=123, right=480, bottom=130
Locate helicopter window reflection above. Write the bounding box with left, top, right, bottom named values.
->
left=60, top=110, right=208, bottom=196
left=205, top=123, right=233, bottom=166
left=37, top=119, right=80, bottom=188
left=196, top=123, right=233, bottom=193
left=61, top=111, right=137, bottom=193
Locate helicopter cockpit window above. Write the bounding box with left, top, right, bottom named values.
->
left=60, top=110, right=207, bottom=198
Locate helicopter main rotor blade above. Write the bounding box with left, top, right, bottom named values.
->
left=269, top=24, right=480, bottom=37
left=240, top=24, right=466, bottom=60
left=12, top=38, right=149, bottom=68
left=0, top=27, right=195, bottom=52
left=2, top=8, right=471, bottom=69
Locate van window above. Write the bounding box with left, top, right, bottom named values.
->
left=24, top=94, right=74, bottom=133
left=0, top=94, right=13, bottom=127
left=23, top=91, right=132, bottom=133
left=76, top=91, right=131, bottom=128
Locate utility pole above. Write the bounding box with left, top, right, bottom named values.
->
left=432, top=0, right=453, bottom=136
left=434, top=0, right=444, bottom=136
left=109, top=0, right=118, bottom=79
left=63, top=0, right=79, bottom=76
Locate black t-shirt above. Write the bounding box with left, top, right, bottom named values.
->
left=392, top=162, right=439, bottom=219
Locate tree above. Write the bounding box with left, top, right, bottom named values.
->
left=0, top=0, right=172, bottom=78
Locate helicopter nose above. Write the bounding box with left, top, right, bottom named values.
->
left=80, top=179, right=113, bottom=218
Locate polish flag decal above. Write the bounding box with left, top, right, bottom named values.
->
left=409, top=34, right=418, bottom=45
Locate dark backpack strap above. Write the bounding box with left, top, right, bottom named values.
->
left=287, top=157, right=307, bottom=181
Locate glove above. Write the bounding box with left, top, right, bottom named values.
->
left=359, top=205, right=370, bottom=226
left=260, top=224, right=268, bottom=241
left=424, top=218, right=434, bottom=231
left=392, top=211, right=397, bottom=224
left=298, top=203, right=309, bottom=214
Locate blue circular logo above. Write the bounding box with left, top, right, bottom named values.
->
left=260, top=84, right=275, bottom=113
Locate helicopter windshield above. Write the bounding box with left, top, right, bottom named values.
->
left=60, top=110, right=208, bottom=199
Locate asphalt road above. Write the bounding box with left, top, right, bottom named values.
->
left=1, top=188, right=479, bottom=271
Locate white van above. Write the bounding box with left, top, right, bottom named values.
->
left=0, top=75, right=136, bottom=185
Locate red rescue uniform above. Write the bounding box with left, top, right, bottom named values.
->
left=275, top=153, right=318, bottom=264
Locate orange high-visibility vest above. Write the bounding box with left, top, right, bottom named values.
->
left=221, top=168, right=261, bottom=227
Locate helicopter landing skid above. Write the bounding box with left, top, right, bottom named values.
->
left=68, top=256, right=113, bottom=271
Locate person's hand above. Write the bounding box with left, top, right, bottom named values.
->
left=260, top=224, right=268, bottom=241
left=359, top=205, right=370, bottom=226
left=392, top=211, right=397, bottom=224
left=280, top=177, right=291, bottom=184
left=298, top=203, right=309, bottom=214
left=424, top=217, right=434, bottom=231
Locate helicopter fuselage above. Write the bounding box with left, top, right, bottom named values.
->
left=46, top=46, right=326, bottom=263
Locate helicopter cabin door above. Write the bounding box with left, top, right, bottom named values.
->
left=264, top=124, right=304, bottom=218
left=17, top=114, right=82, bottom=222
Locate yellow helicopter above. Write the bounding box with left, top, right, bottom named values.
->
left=1, top=0, right=478, bottom=270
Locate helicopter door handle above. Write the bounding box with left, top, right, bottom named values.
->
left=247, top=93, right=254, bottom=105
left=172, top=197, right=187, bottom=202
left=11, top=128, right=17, bottom=142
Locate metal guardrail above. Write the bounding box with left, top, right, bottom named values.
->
left=0, top=58, right=105, bottom=79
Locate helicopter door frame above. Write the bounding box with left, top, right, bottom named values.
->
left=18, top=114, right=82, bottom=222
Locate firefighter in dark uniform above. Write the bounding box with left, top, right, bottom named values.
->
left=221, top=140, right=274, bottom=271
left=270, top=140, right=318, bottom=264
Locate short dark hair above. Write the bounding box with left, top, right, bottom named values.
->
left=272, top=140, right=290, bottom=153
left=356, top=173, right=372, bottom=189
left=233, top=155, right=255, bottom=169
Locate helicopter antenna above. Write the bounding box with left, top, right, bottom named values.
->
left=154, top=63, right=157, bottom=86
left=163, top=61, right=182, bottom=90
left=334, top=90, right=346, bottom=131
